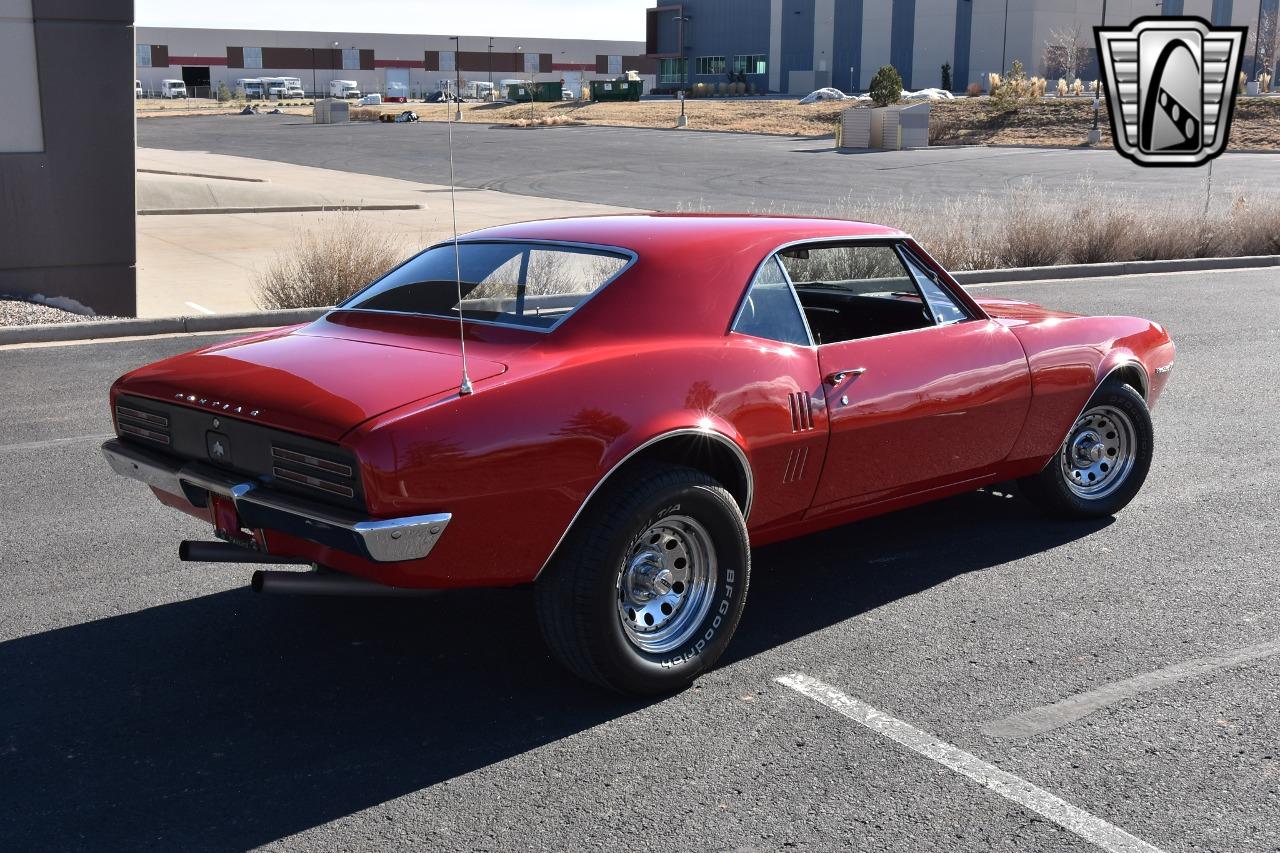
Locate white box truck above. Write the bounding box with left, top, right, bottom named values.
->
left=236, top=78, right=265, bottom=98
left=260, top=77, right=290, bottom=99
left=160, top=79, right=188, bottom=98
left=329, top=80, right=360, bottom=98
left=281, top=77, right=305, bottom=98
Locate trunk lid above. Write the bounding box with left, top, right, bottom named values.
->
left=118, top=326, right=505, bottom=441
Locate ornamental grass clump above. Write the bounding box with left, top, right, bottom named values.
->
left=254, top=213, right=409, bottom=309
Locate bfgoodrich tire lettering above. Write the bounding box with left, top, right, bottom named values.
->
left=535, top=463, right=750, bottom=694
left=1019, top=382, right=1154, bottom=519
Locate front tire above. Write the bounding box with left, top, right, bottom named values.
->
left=535, top=464, right=750, bottom=694
left=1019, top=382, right=1153, bottom=519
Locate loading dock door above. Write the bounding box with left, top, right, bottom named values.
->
left=182, top=66, right=211, bottom=98
left=385, top=67, right=409, bottom=99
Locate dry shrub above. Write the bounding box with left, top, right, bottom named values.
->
left=350, top=107, right=382, bottom=121
left=966, top=82, right=984, bottom=97
left=254, top=214, right=409, bottom=309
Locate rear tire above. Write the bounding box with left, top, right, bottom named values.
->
left=535, top=464, right=750, bottom=695
left=1019, top=382, right=1153, bottom=519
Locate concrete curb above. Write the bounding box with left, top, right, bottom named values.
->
left=0, top=308, right=327, bottom=346
left=3, top=254, right=1277, bottom=346
left=138, top=203, right=424, bottom=215
left=951, top=254, right=1280, bottom=285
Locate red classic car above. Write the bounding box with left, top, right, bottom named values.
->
left=104, top=215, right=1175, bottom=693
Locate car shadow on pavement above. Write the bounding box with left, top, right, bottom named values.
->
left=0, top=487, right=1106, bottom=851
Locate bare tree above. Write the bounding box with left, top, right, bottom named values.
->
left=1246, top=9, right=1279, bottom=82
left=1044, top=26, right=1088, bottom=82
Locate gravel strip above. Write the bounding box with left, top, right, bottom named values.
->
left=0, top=300, right=124, bottom=327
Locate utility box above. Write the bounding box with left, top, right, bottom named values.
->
left=590, top=78, right=643, bottom=101
left=837, top=107, right=872, bottom=149
left=870, top=103, right=930, bottom=150
left=313, top=98, right=350, bottom=124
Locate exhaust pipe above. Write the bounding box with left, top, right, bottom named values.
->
left=251, top=569, right=439, bottom=597
left=179, top=540, right=311, bottom=565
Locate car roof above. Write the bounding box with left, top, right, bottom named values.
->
left=451, top=215, right=912, bottom=344
left=462, top=214, right=906, bottom=255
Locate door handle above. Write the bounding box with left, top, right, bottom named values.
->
left=826, top=367, right=867, bottom=385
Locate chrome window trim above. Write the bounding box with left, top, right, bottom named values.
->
left=533, top=427, right=754, bottom=581
left=332, top=238, right=639, bottom=335
left=728, top=234, right=917, bottom=348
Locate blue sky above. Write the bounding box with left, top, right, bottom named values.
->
left=136, top=0, right=644, bottom=41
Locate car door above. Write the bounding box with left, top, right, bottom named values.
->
left=776, top=241, right=1032, bottom=512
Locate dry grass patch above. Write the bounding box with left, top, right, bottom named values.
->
left=254, top=213, right=410, bottom=310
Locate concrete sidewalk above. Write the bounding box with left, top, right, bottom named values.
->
left=136, top=148, right=641, bottom=317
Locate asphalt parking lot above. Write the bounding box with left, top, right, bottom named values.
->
left=2, top=267, right=1277, bottom=852
left=138, top=115, right=1280, bottom=213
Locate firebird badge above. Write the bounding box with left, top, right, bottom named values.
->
left=1095, top=16, right=1245, bottom=167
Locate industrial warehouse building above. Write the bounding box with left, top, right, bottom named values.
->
left=135, top=27, right=652, bottom=99
left=644, top=0, right=1280, bottom=94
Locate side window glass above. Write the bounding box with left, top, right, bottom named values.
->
left=732, top=256, right=811, bottom=346
left=778, top=244, right=932, bottom=345
left=900, top=251, right=969, bottom=325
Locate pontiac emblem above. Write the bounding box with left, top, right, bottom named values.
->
left=175, top=392, right=260, bottom=417
left=1095, top=16, right=1246, bottom=167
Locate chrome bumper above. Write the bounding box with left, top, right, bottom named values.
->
left=101, top=438, right=450, bottom=563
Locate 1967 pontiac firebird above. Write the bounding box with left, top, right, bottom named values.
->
left=104, top=215, right=1175, bottom=693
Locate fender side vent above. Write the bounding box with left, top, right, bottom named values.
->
left=788, top=392, right=815, bottom=432
left=783, top=446, right=809, bottom=484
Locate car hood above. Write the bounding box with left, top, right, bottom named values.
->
left=115, top=327, right=506, bottom=442
left=974, top=296, right=1081, bottom=324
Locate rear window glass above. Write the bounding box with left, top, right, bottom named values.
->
left=341, top=241, right=631, bottom=330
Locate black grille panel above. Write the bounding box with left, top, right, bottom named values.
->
left=271, top=445, right=357, bottom=498
left=115, top=403, right=171, bottom=445
left=115, top=394, right=366, bottom=511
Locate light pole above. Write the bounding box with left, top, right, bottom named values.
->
left=488, top=37, right=494, bottom=87
left=332, top=41, right=339, bottom=98
left=1254, top=0, right=1265, bottom=83
left=674, top=14, right=692, bottom=90
left=1000, top=0, right=1010, bottom=75
left=1089, top=1, right=1108, bottom=144
left=449, top=35, right=462, bottom=119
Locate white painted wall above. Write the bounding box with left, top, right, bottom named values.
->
left=859, top=1, right=893, bottom=87
left=0, top=0, right=43, bottom=152
left=913, top=0, right=957, bottom=89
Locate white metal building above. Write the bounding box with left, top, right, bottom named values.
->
left=135, top=27, right=652, bottom=98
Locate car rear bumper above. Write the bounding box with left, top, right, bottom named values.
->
left=101, top=438, right=450, bottom=563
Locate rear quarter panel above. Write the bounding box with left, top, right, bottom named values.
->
left=332, top=335, right=824, bottom=588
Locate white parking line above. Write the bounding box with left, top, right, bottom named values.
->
left=0, top=434, right=113, bottom=454
left=185, top=301, right=215, bottom=315
left=776, top=673, right=1168, bottom=853
left=983, top=638, right=1280, bottom=739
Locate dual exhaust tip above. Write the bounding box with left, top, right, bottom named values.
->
left=178, top=540, right=435, bottom=598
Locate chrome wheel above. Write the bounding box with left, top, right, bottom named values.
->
left=616, top=515, right=717, bottom=654
left=1060, top=404, right=1136, bottom=499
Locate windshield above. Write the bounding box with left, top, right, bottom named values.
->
left=341, top=241, right=632, bottom=330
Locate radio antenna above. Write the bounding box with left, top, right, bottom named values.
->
left=447, top=82, right=474, bottom=396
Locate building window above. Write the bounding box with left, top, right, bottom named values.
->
left=524, top=52, right=540, bottom=74
left=658, top=58, right=686, bottom=84
left=136, top=44, right=152, bottom=68
left=695, top=56, right=726, bottom=76
left=243, top=47, right=262, bottom=69
left=440, top=50, right=455, bottom=72
left=607, top=54, right=623, bottom=75
left=732, top=54, right=767, bottom=75
left=342, top=48, right=360, bottom=70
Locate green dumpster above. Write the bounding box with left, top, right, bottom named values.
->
left=590, top=79, right=643, bottom=102
left=506, top=82, right=563, bottom=102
